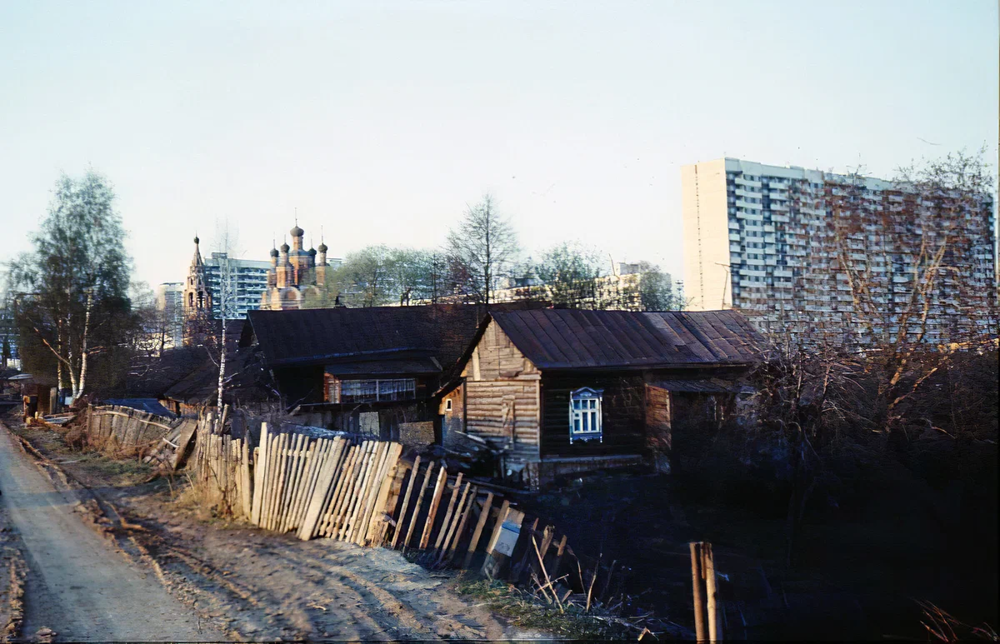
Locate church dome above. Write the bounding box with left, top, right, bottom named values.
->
left=280, top=242, right=290, bottom=253
left=270, top=247, right=279, bottom=257
left=308, top=248, right=317, bottom=257
left=194, top=236, right=200, bottom=244
left=290, top=224, right=304, bottom=238
left=317, top=242, right=328, bottom=253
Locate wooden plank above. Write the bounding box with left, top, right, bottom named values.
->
left=446, top=485, right=478, bottom=566
left=322, top=442, right=361, bottom=537
left=362, top=443, right=403, bottom=546
left=485, top=500, right=512, bottom=554
left=418, top=465, right=448, bottom=550
left=358, top=442, right=398, bottom=544
left=402, top=460, right=435, bottom=550
left=434, top=473, right=464, bottom=550
left=297, top=438, right=345, bottom=541
left=344, top=442, right=389, bottom=542
left=337, top=442, right=376, bottom=540
left=264, top=432, right=287, bottom=531
left=317, top=441, right=354, bottom=537
left=281, top=437, right=316, bottom=532
left=390, top=456, right=421, bottom=549
left=286, top=438, right=326, bottom=533
left=462, top=492, right=494, bottom=569
left=438, top=482, right=472, bottom=565
left=252, top=424, right=271, bottom=526
left=306, top=438, right=347, bottom=535
left=278, top=434, right=307, bottom=531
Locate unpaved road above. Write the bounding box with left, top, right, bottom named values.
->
left=0, top=422, right=223, bottom=642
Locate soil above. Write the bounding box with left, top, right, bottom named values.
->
left=3, top=419, right=534, bottom=641
left=0, top=422, right=223, bottom=642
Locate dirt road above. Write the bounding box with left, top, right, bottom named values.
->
left=0, top=422, right=224, bottom=642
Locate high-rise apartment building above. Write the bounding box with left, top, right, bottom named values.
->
left=682, top=158, right=996, bottom=345
left=204, top=252, right=272, bottom=318
left=154, top=282, right=185, bottom=348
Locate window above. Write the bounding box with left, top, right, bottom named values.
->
left=569, top=388, right=603, bottom=444
left=335, top=378, right=416, bottom=403
left=445, top=399, right=453, bottom=412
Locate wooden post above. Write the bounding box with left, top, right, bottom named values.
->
left=462, top=492, right=494, bottom=569
left=418, top=465, right=448, bottom=550
left=434, top=473, right=464, bottom=550
left=390, top=456, right=421, bottom=549
left=690, top=541, right=707, bottom=643
left=702, top=542, right=720, bottom=643
left=402, top=460, right=436, bottom=550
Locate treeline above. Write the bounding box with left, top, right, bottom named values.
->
left=331, top=193, right=680, bottom=310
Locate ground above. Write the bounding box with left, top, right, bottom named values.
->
left=0, top=418, right=539, bottom=642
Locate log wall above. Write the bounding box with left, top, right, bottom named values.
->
left=461, top=320, right=541, bottom=462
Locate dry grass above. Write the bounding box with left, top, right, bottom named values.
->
left=455, top=578, right=629, bottom=639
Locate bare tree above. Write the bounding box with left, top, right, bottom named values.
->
left=446, top=194, right=519, bottom=304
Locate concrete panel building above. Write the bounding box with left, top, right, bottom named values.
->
left=682, top=158, right=996, bottom=345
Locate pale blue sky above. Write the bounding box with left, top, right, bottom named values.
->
left=2, top=0, right=997, bottom=287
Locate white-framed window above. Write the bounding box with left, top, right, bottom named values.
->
left=445, top=399, right=453, bottom=411
left=569, top=387, right=603, bottom=444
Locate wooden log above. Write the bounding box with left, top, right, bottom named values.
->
left=445, top=484, right=477, bottom=566
left=434, top=473, right=464, bottom=551
left=390, top=456, right=421, bottom=549
left=462, top=492, right=494, bottom=569
left=402, top=460, right=436, bottom=550
left=418, top=465, right=449, bottom=550
left=362, top=442, right=403, bottom=546
left=690, top=542, right=707, bottom=643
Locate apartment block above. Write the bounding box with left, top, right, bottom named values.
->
left=154, top=282, right=185, bottom=348
left=682, top=158, right=996, bottom=345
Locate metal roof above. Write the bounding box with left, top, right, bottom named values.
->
left=490, top=309, right=764, bottom=371
left=245, top=305, right=493, bottom=371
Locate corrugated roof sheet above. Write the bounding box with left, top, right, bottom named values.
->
left=491, top=309, right=764, bottom=370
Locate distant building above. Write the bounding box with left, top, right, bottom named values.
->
left=260, top=223, right=342, bottom=310
left=681, top=157, right=997, bottom=344
left=204, top=253, right=271, bottom=319
left=154, top=282, right=184, bottom=349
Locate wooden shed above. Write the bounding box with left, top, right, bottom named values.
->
left=440, top=309, right=764, bottom=488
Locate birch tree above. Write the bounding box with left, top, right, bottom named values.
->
left=212, top=222, right=242, bottom=425
left=446, top=194, right=519, bottom=304
left=6, top=171, right=132, bottom=403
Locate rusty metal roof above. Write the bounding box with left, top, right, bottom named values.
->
left=490, top=309, right=764, bottom=370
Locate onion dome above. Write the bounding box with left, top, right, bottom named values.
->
left=317, top=242, right=328, bottom=253
left=280, top=242, right=290, bottom=253
left=270, top=247, right=279, bottom=257
left=290, top=224, right=304, bottom=237
left=308, top=248, right=317, bottom=257
left=194, top=236, right=200, bottom=244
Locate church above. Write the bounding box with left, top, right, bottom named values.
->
left=260, top=223, right=340, bottom=310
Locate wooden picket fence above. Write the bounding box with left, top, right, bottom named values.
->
left=85, top=405, right=188, bottom=462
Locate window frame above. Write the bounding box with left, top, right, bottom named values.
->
left=569, top=387, right=604, bottom=444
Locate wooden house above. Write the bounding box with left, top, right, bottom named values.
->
left=439, top=309, right=764, bottom=488
left=239, top=305, right=532, bottom=444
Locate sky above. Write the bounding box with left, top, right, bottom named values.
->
left=1, top=0, right=997, bottom=288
